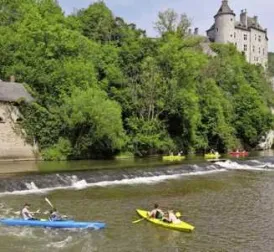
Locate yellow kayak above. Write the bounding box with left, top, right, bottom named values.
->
left=136, top=209, right=194, bottom=232
left=162, top=155, right=185, bottom=161
left=204, top=153, right=220, bottom=159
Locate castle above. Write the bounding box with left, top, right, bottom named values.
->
left=207, top=0, right=268, bottom=68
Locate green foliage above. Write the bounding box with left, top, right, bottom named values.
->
left=233, top=83, right=273, bottom=147
left=20, top=102, right=63, bottom=149
left=115, top=151, right=134, bottom=160
left=154, top=9, right=191, bottom=37
left=42, top=138, right=72, bottom=161
left=1, top=4, right=273, bottom=159
left=60, top=87, right=126, bottom=158
left=76, top=1, right=115, bottom=43
left=198, top=79, right=236, bottom=151
left=126, top=117, right=175, bottom=156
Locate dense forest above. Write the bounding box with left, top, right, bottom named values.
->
left=0, top=0, right=274, bottom=160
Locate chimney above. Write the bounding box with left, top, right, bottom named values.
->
left=10, top=75, right=15, bottom=82
left=188, top=28, right=192, bottom=35
left=194, top=28, right=199, bottom=35
left=253, top=16, right=258, bottom=25
left=240, top=9, right=247, bottom=27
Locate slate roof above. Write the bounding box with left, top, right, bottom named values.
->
left=0, top=81, right=33, bottom=102
left=215, top=0, right=235, bottom=17
left=235, top=17, right=266, bottom=32
left=207, top=23, right=215, bottom=32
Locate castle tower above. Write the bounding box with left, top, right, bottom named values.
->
left=214, top=0, right=235, bottom=44
left=207, top=0, right=268, bottom=68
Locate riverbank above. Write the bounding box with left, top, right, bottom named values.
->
left=0, top=150, right=273, bottom=175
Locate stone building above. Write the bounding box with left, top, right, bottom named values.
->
left=207, top=0, right=268, bottom=68
left=0, top=79, right=37, bottom=160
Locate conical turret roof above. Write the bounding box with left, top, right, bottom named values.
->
left=214, top=0, right=235, bottom=17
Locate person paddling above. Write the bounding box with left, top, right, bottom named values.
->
left=167, top=210, right=181, bottom=224
left=148, top=204, right=164, bottom=220
left=21, top=203, right=39, bottom=220
left=49, top=208, right=62, bottom=221
left=162, top=210, right=181, bottom=224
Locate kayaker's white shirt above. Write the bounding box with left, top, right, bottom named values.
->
left=21, top=207, right=33, bottom=220
left=168, top=212, right=181, bottom=224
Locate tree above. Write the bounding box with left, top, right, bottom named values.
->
left=60, top=87, right=126, bottom=158
left=75, top=1, right=115, bottom=43
left=154, top=9, right=191, bottom=37
left=1, top=1, right=273, bottom=159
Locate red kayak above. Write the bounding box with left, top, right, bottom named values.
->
left=229, top=151, right=248, bottom=157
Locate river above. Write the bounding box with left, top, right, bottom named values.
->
left=0, top=152, right=274, bottom=251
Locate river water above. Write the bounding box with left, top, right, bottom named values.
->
left=1, top=153, right=274, bottom=251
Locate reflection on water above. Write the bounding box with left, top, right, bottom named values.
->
left=0, top=150, right=272, bottom=175
left=0, top=161, right=38, bottom=174
left=0, top=157, right=170, bottom=175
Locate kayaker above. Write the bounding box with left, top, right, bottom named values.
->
left=163, top=210, right=181, bottom=224
left=148, top=204, right=164, bottom=219
left=21, top=203, right=39, bottom=220
left=49, top=208, right=62, bottom=221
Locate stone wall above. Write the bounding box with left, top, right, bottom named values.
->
left=0, top=102, right=37, bottom=160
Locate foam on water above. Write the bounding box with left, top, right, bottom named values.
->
left=46, top=236, right=73, bottom=248
left=25, top=182, right=39, bottom=190
left=0, top=159, right=274, bottom=196
left=249, top=159, right=274, bottom=168
left=215, top=160, right=273, bottom=171
left=0, top=169, right=226, bottom=196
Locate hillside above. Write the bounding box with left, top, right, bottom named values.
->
left=0, top=1, right=274, bottom=160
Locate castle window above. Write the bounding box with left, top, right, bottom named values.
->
left=253, top=46, right=255, bottom=52
left=234, top=32, right=236, bottom=38
left=244, top=44, right=247, bottom=51
left=16, top=117, right=23, bottom=123
left=244, top=34, right=247, bottom=40
left=255, top=34, right=257, bottom=40
left=231, top=18, right=233, bottom=21
left=258, top=35, right=261, bottom=42
left=0, top=117, right=4, bottom=123
left=263, top=48, right=265, bottom=55
left=259, top=47, right=261, bottom=54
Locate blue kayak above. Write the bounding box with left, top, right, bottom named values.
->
left=0, top=218, right=106, bottom=230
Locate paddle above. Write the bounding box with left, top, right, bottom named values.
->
left=132, top=218, right=145, bottom=224
left=44, top=197, right=68, bottom=220
left=45, top=197, right=54, bottom=208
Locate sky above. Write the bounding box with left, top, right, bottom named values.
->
left=58, top=0, right=274, bottom=52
